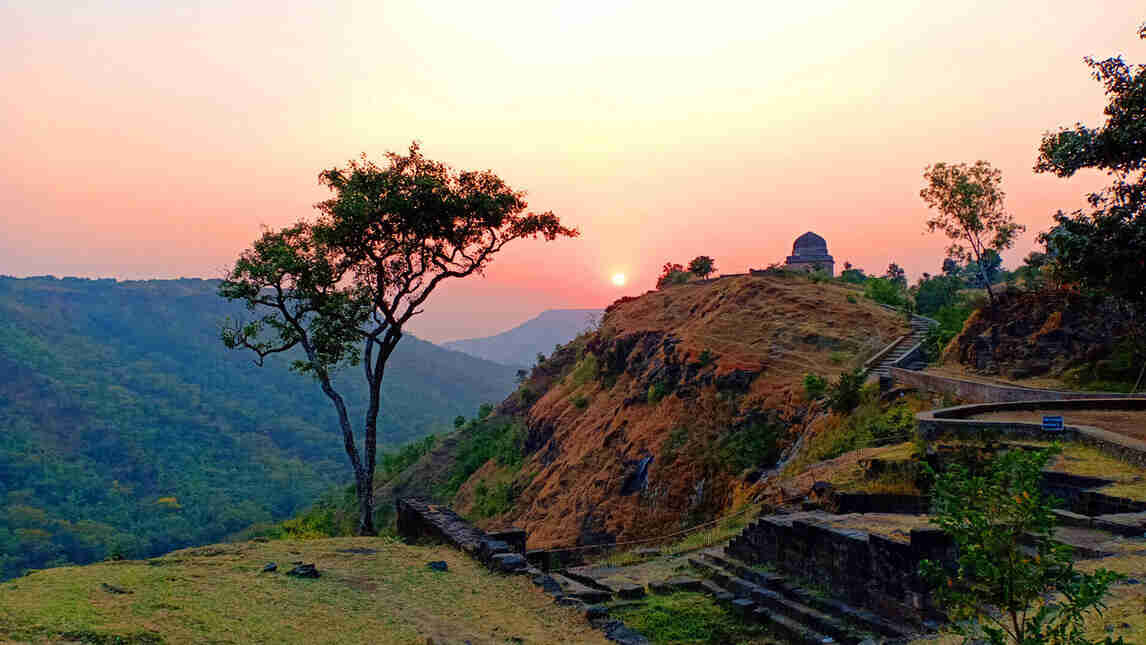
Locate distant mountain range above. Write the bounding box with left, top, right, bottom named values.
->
left=0, top=276, right=516, bottom=579
left=443, top=308, right=604, bottom=367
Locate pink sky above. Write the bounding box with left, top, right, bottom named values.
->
left=1, top=2, right=1141, bottom=342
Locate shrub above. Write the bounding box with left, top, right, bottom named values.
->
left=477, top=403, right=494, bottom=420
left=846, top=294, right=858, bottom=304
left=828, top=351, right=848, bottom=365
left=571, top=394, right=589, bottom=409
left=660, top=426, right=690, bottom=466
left=453, top=415, right=465, bottom=429
left=864, top=277, right=905, bottom=307
left=716, top=422, right=782, bottom=473
left=803, top=373, right=828, bottom=399
left=570, top=354, right=598, bottom=386
left=697, top=349, right=714, bottom=367
left=827, top=368, right=865, bottom=413
left=921, top=446, right=1125, bottom=645
left=647, top=382, right=669, bottom=404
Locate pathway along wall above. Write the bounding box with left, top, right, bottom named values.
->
left=891, top=367, right=1141, bottom=404
left=914, top=398, right=1146, bottom=469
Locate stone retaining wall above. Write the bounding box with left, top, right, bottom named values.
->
left=915, top=399, right=1146, bottom=469
left=891, top=367, right=1140, bottom=404
left=727, top=515, right=953, bottom=624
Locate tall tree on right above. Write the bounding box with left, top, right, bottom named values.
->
left=1035, top=22, right=1146, bottom=391
left=920, top=160, right=1025, bottom=304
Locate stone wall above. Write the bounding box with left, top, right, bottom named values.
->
left=727, top=514, right=953, bottom=624
left=395, top=498, right=529, bottom=573
left=891, top=367, right=1140, bottom=404
left=915, top=399, right=1146, bottom=469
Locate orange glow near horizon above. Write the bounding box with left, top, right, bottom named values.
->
left=1, top=1, right=1142, bottom=341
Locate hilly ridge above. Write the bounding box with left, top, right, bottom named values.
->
left=443, top=308, right=603, bottom=367
left=0, top=276, right=516, bottom=579
left=390, top=274, right=909, bottom=548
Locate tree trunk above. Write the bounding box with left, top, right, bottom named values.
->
left=356, top=468, right=376, bottom=536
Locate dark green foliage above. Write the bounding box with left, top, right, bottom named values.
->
left=659, top=426, right=690, bottom=467
left=838, top=264, right=868, bottom=284
left=687, top=256, right=717, bottom=279
left=922, top=446, right=1125, bottom=645
left=915, top=274, right=963, bottom=315
left=647, top=382, right=669, bottom=404
left=570, top=353, right=598, bottom=386
left=438, top=415, right=526, bottom=500
left=846, top=294, right=858, bottom=304
left=864, top=277, right=906, bottom=307
left=570, top=394, right=589, bottom=409
left=697, top=349, right=714, bottom=367
left=827, top=368, right=865, bottom=413
left=884, top=262, right=907, bottom=287
left=922, top=304, right=974, bottom=362
left=478, top=403, right=494, bottom=419
left=803, top=397, right=917, bottom=464
left=715, top=422, right=782, bottom=473
left=0, top=277, right=514, bottom=580
left=453, top=416, right=466, bottom=429
left=803, top=373, right=827, bottom=399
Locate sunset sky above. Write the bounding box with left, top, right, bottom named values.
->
left=2, top=1, right=1142, bottom=342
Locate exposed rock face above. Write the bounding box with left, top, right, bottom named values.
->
left=947, top=290, right=1133, bottom=379
left=453, top=276, right=908, bottom=549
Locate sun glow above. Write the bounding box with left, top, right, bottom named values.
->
left=611, top=273, right=626, bottom=286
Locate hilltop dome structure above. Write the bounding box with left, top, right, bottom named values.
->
left=784, top=231, right=834, bottom=276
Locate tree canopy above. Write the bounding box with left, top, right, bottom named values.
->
left=688, top=255, right=717, bottom=279
left=220, top=143, right=576, bottom=534
left=1035, top=23, right=1146, bottom=389
left=920, top=160, right=1025, bottom=302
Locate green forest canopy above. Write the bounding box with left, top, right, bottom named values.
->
left=0, top=276, right=515, bottom=579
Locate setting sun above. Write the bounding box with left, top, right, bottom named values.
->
left=611, top=273, right=626, bottom=286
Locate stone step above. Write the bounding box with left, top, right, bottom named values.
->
left=549, top=573, right=612, bottom=604
left=689, top=557, right=860, bottom=644
left=699, top=549, right=915, bottom=640
left=754, top=607, right=839, bottom=645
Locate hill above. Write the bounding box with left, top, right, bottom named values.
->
left=443, top=309, right=604, bottom=367
left=0, top=276, right=516, bottom=580
left=0, top=537, right=605, bottom=644
left=388, top=273, right=908, bottom=548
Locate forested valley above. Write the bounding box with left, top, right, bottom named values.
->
left=0, top=276, right=515, bottom=579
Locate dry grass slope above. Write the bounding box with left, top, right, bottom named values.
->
left=0, top=538, right=606, bottom=645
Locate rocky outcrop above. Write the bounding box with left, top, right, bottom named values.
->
left=947, top=289, right=1135, bottom=380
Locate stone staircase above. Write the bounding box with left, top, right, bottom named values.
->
left=867, top=315, right=934, bottom=381
left=684, top=548, right=917, bottom=644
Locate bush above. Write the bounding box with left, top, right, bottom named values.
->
left=570, top=394, right=589, bottom=409
left=438, top=416, right=526, bottom=500
left=697, top=349, right=714, bottom=367
left=660, top=426, right=690, bottom=466
left=716, top=422, right=782, bottom=473
left=803, top=373, right=827, bottom=399
left=922, top=304, right=973, bottom=363
left=922, top=446, right=1125, bottom=645
left=828, top=351, right=848, bottom=365
left=827, top=368, right=865, bottom=413
left=864, top=277, right=905, bottom=307
left=647, top=382, right=669, bottom=404
left=846, top=294, right=858, bottom=304
left=570, top=354, right=598, bottom=386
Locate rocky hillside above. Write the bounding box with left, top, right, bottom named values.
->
left=405, top=274, right=909, bottom=549
left=944, top=288, right=1141, bottom=389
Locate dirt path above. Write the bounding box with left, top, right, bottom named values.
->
left=968, top=409, right=1146, bottom=441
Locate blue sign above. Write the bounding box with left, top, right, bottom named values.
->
left=1043, top=415, right=1065, bottom=432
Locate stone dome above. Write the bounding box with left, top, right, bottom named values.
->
left=791, top=231, right=828, bottom=257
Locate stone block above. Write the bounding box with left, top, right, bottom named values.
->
left=490, top=552, right=527, bottom=574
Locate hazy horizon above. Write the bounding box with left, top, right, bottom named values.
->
left=3, top=1, right=1143, bottom=340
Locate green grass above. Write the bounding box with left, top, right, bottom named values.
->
left=0, top=538, right=607, bottom=645
left=610, top=592, right=769, bottom=644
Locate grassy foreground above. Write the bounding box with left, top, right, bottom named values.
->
left=0, top=537, right=607, bottom=645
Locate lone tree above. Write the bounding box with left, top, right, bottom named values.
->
left=920, top=160, right=1025, bottom=303
left=1036, top=22, right=1146, bottom=391
left=219, top=143, right=577, bottom=535
left=688, top=255, right=717, bottom=279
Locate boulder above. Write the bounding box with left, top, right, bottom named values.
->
left=286, top=563, right=320, bottom=578
left=490, top=552, right=528, bottom=574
